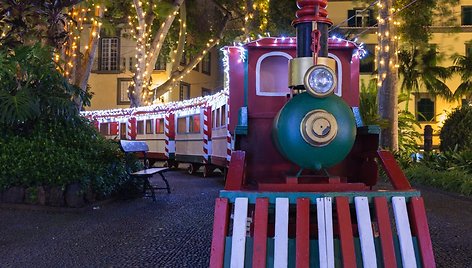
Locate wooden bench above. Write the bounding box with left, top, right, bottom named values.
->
left=120, top=140, right=170, bottom=201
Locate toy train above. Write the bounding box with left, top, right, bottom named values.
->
left=85, top=0, right=436, bottom=266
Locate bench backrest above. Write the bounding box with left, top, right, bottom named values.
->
left=120, top=140, right=149, bottom=153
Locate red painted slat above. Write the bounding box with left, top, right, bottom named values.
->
left=224, top=151, right=246, bottom=190
left=252, top=198, right=269, bottom=268
left=296, top=198, right=310, bottom=268
left=409, top=197, right=436, bottom=268
left=377, top=150, right=412, bottom=190
left=374, top=197, right=397, bottom=268
left=335, top=197, right=357, bottom=268
left=210, top=198, right=230, bottom=268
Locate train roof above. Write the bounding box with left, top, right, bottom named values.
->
left=235, top=37, right=360, bottom=50
left=81, top=90, right=228, bottom=121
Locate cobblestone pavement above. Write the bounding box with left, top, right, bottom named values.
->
left=0, top=169, right=471, bottom=267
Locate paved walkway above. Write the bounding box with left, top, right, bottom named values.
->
left=1, top=169, right=471, bottom=267
left=0, top=169, right=223, bottom=267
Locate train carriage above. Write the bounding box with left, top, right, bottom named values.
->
left=82, top=91, right=230, bottom=175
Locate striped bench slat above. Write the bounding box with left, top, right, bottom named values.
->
left=274, top=198, right=289, bottom=267
left=210, top=194, right=434, bottom=268
left=355, top=197, right=378, bottom=268
left=210, top=198, right=230, bottom=268
left=230, top=198, right=249, bottom=268
left=296, top=198, right=310, bottom=268
left=374, top=197, right=398, bottom=268
left=335, top=197, right=356, bottom=268
left=409, top=197, right=436, bottom=268
left=317, top=197, right=334, bottom=268
left=392, top=196, right=418, bottom=268
left=252, top=198, right=269, bottom=268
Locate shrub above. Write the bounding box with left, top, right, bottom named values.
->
left=405, top=164, right=472, bottom=196
left=0, top=118, right=137, bottom=197
left=440, top=105, right=472, bottom=151
left=0, top=44, right=136, bottom=200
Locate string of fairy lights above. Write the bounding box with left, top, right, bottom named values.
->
left=125, top=0, right=226, bottom=106
left=53, top=0, right=422, bottom=110
left=55, top=1, right=104, bottom=80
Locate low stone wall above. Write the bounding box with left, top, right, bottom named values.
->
left=0, top=183, right=97, bottom=208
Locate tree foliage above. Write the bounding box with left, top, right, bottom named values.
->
left=440, top=106, right=472, bottom=152
left=0, top=44, right=89, bottom=134
left=398, top=47, right=453, bottom=108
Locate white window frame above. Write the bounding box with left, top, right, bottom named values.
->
left=255, top=52, right=293, bottom=96
left=100, top=38, right=119, bottom=71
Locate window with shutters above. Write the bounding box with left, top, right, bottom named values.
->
left=117, top=78, right=132, bottom=105
left=179, top=82, right=190, bottom=101
left=360, top=44, right=375, bottom=73
left=202, top=52, right=211, bottom=75
left=416, top=95, right=436, bottom=122
left=466, top=43, right=472, bottom=57
left=155, top=55, right=166, bottom=71
left=347, top=9, right=376, bottom=27
left=462, top=6, right=472, bottom=25
left=99, top=38, right=119, bottom=71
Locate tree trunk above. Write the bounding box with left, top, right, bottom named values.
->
left=377, top=0, right=399, bottom=151
left=74, top=6, right=103, bottom=110
left=129, top=0, right=185, bottom=107
left=154, top=8, right=232, bottom=98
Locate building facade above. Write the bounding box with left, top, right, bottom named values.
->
left=86, top=29, right=222, bottom=111
left=330, top=0, right=472, bottom=147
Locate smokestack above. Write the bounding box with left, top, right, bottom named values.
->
left=292, top=0, right=332, bottom=58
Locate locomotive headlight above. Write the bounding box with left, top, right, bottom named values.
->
left=304, top=65, right=336, bottom=97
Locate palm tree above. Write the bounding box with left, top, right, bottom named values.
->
left=398, top=47, right=453, bottom=110
left=451, top=53, right=472, bottom=103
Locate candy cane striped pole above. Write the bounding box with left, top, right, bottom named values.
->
left=226, top=96, right=232, bottom=162
left=164, top=113, right=175, bottom=159
left=126, top=117, right=137, bottom=140
left=203, top=107, right=213, bottom=163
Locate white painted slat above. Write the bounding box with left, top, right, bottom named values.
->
left=324, top=197, right=335, bottom=268
left=392, top=196, right=418, bottom=268
left=354, top=196, right=378, bottom=268
left=274, top=198, right=289, bottom=268
left=230, top=198, right=248, bottom=268
left=317, top=198, right=328, bottom=268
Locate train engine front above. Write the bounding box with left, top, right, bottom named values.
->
left=211, top=0, right=436, bottom=267
left=273, top=0, right=356, bottom=172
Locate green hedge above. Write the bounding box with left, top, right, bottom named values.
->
left=0, top=118, right=138, bottom=197
left=405, top=164, right=472, bottom=196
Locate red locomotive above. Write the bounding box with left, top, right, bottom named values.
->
left=209, top=0, right=436, bottom=267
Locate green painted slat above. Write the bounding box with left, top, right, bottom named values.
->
left=222, top=236, right=423, bottom=268
left=219, top=191, right=421, bottom=204
left=288, top=239, right=296, bottom=268
left=334, top=239, right=343, bottom=267
left=267, top=238, right=274, bottom=268
left=245, top=237, right=253, bottom=267
left=354, top=237, right=364, bottom=267
left=413, top=237, right=423, bottom=268
left=310, top=240, right=320, bottom=268
left=393, top=236, right=404, bottom=268
left=224, top=237, right=231, bottom=268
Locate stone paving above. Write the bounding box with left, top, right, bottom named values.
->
left=0, top=169, right=471, bottom=267
left=0, top=169, right=223, bottom=267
